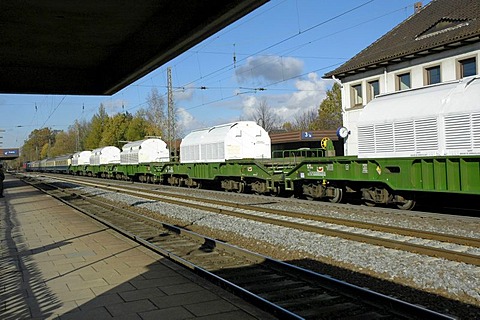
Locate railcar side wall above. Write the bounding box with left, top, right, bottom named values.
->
left=153, top=160, right=275, bottom=181
left=286, top=155, right=480, bottom=195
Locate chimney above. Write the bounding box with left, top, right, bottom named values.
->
left=414, top=2, right=422, bottom=13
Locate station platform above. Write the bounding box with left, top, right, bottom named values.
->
left=0, top=175, right=275, bottom=320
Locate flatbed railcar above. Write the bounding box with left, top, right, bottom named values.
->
left=25, top=76, right=480, bottom=210
left=284, top=153, right=480, bottom=210
left=26, top=147, right=480, bottom=210
left=152, top=158, right=288, bottom=193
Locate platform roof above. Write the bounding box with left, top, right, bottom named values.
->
left=324, top=0, right=480, bottom=79
left=0, top=0, right=268, bottom=95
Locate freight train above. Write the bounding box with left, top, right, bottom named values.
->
left=26, top=76, right=480, bottom=210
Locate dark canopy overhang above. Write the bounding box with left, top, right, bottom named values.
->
left=0, top=0, right=268, bottom=95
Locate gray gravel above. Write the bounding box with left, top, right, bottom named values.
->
left=67, top=183, right=480, bottom=308
left=31, top=174, right=480, bottom=317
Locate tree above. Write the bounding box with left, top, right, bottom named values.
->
left=49, top=130, right=76, bottom=156
left=144, top=88, right=166, bottom=137
left=283, top=109, right=319, bottom=131
left=72, top=119, right=90, bottom=152
left=125, top=113, right=149, bottom=141
left=100, top=112, right=132, bottom=147
left=84, top=104, right=109, bottom=149
left=316, top=83, right=343, bottom=130
left=251, top=98, right=281, bottom=133
left=21, top=128, right=55, bottom=161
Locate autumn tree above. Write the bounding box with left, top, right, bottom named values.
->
left=49, top=130, right=76, bottom=157
left=316, top=83, right=343, bottom=130
left=125, top=113, right=149, bottom=141
left=21, top=128, right=55, bottom=161
left=100, top=112, right=132, bottom=147
left=84, top=104, right=109, bottom=149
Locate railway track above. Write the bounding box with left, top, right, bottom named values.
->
left=25, top=176, right=455, bottom=320
left=31, top=174, right=480, bottom=267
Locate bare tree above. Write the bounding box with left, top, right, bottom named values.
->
left=144, top=88, right=166, bottom=136
left=292, top=109, right=318, bottom=131
left=251, top=98, right=281, bottom=132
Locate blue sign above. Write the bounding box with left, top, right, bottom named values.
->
left=0, top=148, right=19, bottom=158
left=302, top=132, right=313, bottom=139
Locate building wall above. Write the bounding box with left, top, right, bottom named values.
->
left=338, top=43, right=480, bottom=155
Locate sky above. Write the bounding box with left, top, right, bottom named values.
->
left=0, top=0, right=431, bottom=149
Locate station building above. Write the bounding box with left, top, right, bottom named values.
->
left=324, top=0, right=480, bottom=156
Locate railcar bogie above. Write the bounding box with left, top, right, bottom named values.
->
left=26, top=151, right=480, bottom=210
left=300, top=181, right=344, bottom=203
left=24, top=104, right=480, bottom=211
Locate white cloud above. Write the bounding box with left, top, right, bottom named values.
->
left=176, top=72, right=334, bottom=136
left=239, top=95, right=258, bottom=117
left=175, top=107, right=202, bottom=137
left=101, top=99, right=125, bottom=115
left=285, top=72, right=332, bottom=111
left=235, top=55, right=304, bottom=83
left=239, top=72, right=333, bottom=122
left=173, top=85, right=194, bottom=101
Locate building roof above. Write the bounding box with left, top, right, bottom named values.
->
left=324, top=0, right=480, bottom=79
left=269, top=130, right=338, bottom=144
left=0, top=1, right=268, bottom=95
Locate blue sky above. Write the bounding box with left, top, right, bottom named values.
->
left=0, top=0, right=429, bottom=148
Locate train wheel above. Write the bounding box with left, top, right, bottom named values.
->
left=364, top=200, right=376, bottom=207
left=186, top=178, right=202, bottom=189
left=250, top=181, right=268, bottom=195
left=394, top=194, right=416, bottom=210
left=329, top=188, right=343, bottom=203
left=396, top=199, right=416, bottom=210
left=236, top=181, right=245, bottom=193
left=270, top=188, right=280, bottom=197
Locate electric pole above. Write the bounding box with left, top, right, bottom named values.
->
left=167, top=67, right=175, bottom=160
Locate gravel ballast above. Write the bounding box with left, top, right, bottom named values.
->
left=35, top=176, right=480, bottom=319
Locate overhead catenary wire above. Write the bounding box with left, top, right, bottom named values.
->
left=121, top=0, right=382, bottom=113
left=38, top=1, right=415, bottom=122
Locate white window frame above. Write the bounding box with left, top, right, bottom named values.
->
left=396, top=72, right=411, bottom=91
left=424, top=65, right=441, bottom=85
left=367, top=79, right=380, bottom=102
left=351, top=83, right=363, bottom=107
left=457, top=57, right=477, bottom=78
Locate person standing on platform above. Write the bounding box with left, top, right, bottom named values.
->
left=0, top=164, right=4, bottom=197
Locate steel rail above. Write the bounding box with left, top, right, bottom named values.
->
left=26, top=177, right=456, bottom=320
left=45, top=174, right=480, bottom=248
left=35, top=174, right=480, bottom=266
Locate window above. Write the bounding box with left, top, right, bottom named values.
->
left=367, top=80, right=380, bottom=102
left=351, top=84, right=363, bottom=106
left=459, top=57, right=477, bottom=78
left=397, top=73, right=411, bottom=90
left=425, top=66, right=441, bottom=85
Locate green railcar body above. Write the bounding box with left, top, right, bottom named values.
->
left=65, top=144, right=479, bottom=209
left=70, top=165, right=87, bottom=175
left=84, top=164, right=116, bottom=178
left=112, top=163, right=157, bottom=180
left=151, top=160, right=288, bottom=192
left=285, top=155, right=480, bottom=195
